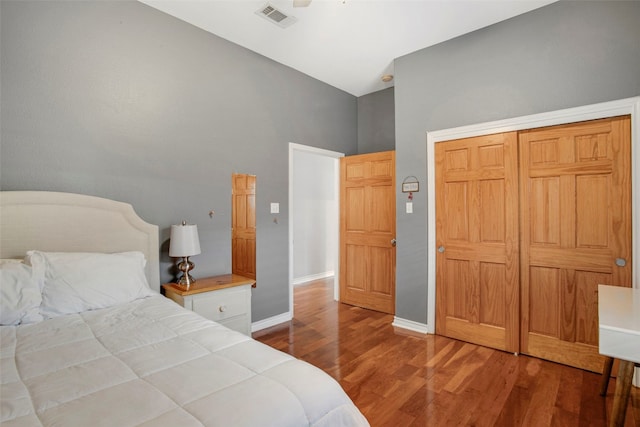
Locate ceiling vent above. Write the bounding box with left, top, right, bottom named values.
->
left=256, top=3, right=297, bottom=28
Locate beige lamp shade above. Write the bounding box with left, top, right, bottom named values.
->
left=169, top=223, right=201, bottom=257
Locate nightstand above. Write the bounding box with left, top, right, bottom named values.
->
left=162, top=274, right=255, bottom=336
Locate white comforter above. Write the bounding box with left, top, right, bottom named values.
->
left=0, top=296, right=369, bottom=427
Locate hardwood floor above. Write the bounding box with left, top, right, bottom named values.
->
left=254, top=279, right=640, bottom=427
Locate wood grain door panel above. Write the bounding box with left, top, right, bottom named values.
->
left=435, top=116, right=632, bottom=371
left=232, top=174, right=256, bottom=280
left=340, top=151, right=396, bottom=314
left=435, top=132, right=520, bottom=353
left=519, top=116, right=631, bottom=372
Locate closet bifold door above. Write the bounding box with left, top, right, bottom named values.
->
left=435, top=131, right=520, bottom=353
left=519, top=116, right=632, bottom=372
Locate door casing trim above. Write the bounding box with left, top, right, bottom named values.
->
left=426, top=96, right=640, bottom=334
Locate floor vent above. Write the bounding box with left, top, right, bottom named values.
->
left=256, top=3, right=297, bottom=28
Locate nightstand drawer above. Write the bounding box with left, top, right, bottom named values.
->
left=192, top=287, right=249, bottom=322
left=162, top=275, right=254, bottom=336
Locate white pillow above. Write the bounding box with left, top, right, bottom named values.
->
left=26, top=251, right=156, bottom=318
left=0, top=261, right=45, bottom=325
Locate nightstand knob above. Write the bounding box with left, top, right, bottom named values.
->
left=219, top=305, right=226, bottom=313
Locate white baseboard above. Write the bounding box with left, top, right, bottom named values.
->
left=392, top=317, right=429, bottom=334
left=292, top=271, right=334, bottom=286
left=251, top=312, right=292, bottom=333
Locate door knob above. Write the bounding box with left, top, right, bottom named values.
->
left=615, top=258, right=626, bottom=267
left=391, top=239, right=397, bottom=247
left=438, top=246, right=445, bottom=253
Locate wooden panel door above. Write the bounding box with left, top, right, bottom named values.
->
left=519, top=116, right=631, bottom=372
left=232, top=174, right=256, bottom=280
left=340, top=151, right=396, bottom=314
left=435, top=132, right=520, bottom=353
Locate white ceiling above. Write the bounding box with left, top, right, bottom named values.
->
left=140, top=0, right=557, bottom=97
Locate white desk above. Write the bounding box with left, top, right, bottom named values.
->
left=598, top=284, right=640, bottom=427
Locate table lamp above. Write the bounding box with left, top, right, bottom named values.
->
left=169, top=221, right=201, bottom=289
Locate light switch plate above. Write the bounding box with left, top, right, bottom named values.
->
left=270, top=203, right=279, bottom=214
left=406, top=202, right=413, bottom=214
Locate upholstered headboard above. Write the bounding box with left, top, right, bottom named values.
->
left=0, top=191, right=160, bottom=292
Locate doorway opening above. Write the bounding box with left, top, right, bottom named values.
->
left=288, top=143, right=343, bottom=316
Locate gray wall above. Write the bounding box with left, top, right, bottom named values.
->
left=357, top=87, right=395, bottom=153
left=0, top=0, right=357, bottom=322
left=5, top=0, right=637, bottom=329
left=394, top=0, right=640, bottom=323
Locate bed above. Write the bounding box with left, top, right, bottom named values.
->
left=0, top=191, right=369, bottom=427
